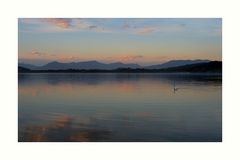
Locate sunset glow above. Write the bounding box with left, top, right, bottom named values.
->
left=18, top=18, right=222, bottom=65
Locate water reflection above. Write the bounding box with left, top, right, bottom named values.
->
left=18, top=73, right=222, bottom=142
left=19, top=115, right=112, bottom=142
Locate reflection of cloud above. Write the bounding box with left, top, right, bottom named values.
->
left=19, top=115, right=111, bottom=142
left=70, top=130, right=111, bottom=142
left=19, top=86, right=39, bottom=97
left=112, top=83, right=137, bottom=92
left=44, top=18, right=72, bottom=28
left=18, top=79, right=140, bottom=96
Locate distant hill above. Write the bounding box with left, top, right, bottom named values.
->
left=18, top=61, right=222, bottom=73
left=145, top=60, right=210, bottom=69
left=18, top=59, right=212, bottom=70
left=158, top=61, right=222, bottom=73
left=19, top=61, right=141, bottom=70
left=18, top=66, right=31, bottom=72
left=18, top=63, right=38, bottom=70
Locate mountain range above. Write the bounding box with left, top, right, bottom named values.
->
left=157, top=61, right=221, bottom=73
left=145, top=60, right=210, bottom=69
left=19, top=60, right=211, bottom=70
left=19, top=61, right=140, bottom=70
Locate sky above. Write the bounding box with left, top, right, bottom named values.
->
left=18, top=18, right=222, bottom=66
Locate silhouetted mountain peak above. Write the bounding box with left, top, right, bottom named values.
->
left=18, top=63, right=38, bottom=70
left=110, top=62, right=124, bottom=65
left=146, top=59, right=210, bottom=69
left=46, top=61, right=62, bottom=65
left=86, top=60, right=98, bottom=63
left=19, top=59, right=215, bottom=71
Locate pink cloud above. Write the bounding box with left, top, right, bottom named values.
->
left=106, top=55, right=144, bottom=62
left=119, top=55, right=143, bottom=61
left=135, top=25, right=185, bottom=35
left=44, top=18, right=72, bottom=28
left=122, top=22, right=130, bottom=28
left=31, top=50, right=45, bottom=56
left=137, top=27, right=157, bottom=35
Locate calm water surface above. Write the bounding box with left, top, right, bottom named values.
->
left=18, top=73, right=222, bottom=142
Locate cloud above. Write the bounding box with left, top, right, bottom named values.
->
left=57, top=55, right=81, bottom=62
left=20, top=18, right=187, bottom=34
left=110, top=55, right=144, bottom=62
left=122, top=22, right=130, bottom=28
left=19, top=18, right=222, bottom=37
left=179, top=23, right=186, bottom=27
left=53, top=19, right=113, bottom=33
left=44, top=18, right=72, bottom=28
left=126, top=55, right=143, bottom=60
left=20, top=18, right=96, bottom=32
left=88, top=25, right=97, bottom=29
left=31, top=51, right=45, bottom=56
left=135, top=25, right=185, bottom=35
left=136, top=27, right=157, bottom=35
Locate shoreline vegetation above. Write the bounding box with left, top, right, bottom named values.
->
left=18, top=61, right=222, bottom=73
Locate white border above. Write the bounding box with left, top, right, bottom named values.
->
left=1, top=0, right=240, bottom=160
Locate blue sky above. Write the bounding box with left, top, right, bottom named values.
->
left=18, top=18, right=222, bottom=65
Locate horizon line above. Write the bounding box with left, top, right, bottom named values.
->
left=18, top=59, right=221, bottom=67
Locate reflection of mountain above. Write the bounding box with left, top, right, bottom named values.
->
left=18, top=70, right=222, bottom=98
left=18, top=73, right=222, bottom=142
left=19, top=115, right=111, bottom=142
left=18, top=72, right=222, bottom=89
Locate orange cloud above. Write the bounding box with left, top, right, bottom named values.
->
left=44, top=18, right=72, bottom=28
left=122, top=22, right=130, bottom=28
left=120, top=55, right=143, bottom=61
left=137, top=27, right=157, bottom=35
left=135, top=25, right=185, bottom=35
left=31, top=50, right=45, bottom=56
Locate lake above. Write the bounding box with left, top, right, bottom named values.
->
left=18, top=73, right=222, bottom=142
